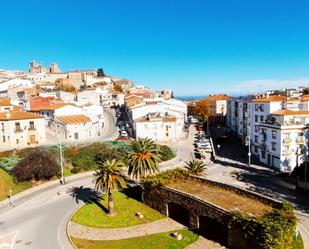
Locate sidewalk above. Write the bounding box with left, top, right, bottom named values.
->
left=186, top=236, right=226, bottom=249
left=0, top=171, right=93, bottom=213
left=68, top=218, right=184, bottom=240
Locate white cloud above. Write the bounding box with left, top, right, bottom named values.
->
left=228, top=78, right=309, bottom=95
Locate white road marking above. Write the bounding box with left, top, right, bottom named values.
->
left=0, top=231, right=18, bottom=249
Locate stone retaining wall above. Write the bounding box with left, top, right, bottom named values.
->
left=143, top=176, right=284, bottom=249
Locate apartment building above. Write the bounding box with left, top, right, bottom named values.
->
left=258, top=110, right=309, bottom=172
left=227, top=94, right=309, bottom=172
left=226, top=97, right=253, bottom=144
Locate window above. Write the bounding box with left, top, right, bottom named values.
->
left=261, top=151, right=266, bottom=158
left=255, top=115, right=258, bottom=122
left=2, top=136, right=5, bottom=143
left=260, top=104, right=264, bottom=111
left=272, top=130, right=276, bottom=139
left=74, top=132, right=79, bottom=140
left=255, top=125, right=259, bottom=132
left=255, top=104, right=259, bottom=111
left=254, top=146, right=258, bottom=153
left=283, top=133, right=290, bottom=139
left=254, top=135, right=258, bottom=143
left=271, top=142, right=276, bottom=151
left=29, top=121, right=35, bottom=130
left=16, top=139, right=19, bottom=144
left=15, top=122, right=21, bottom=131
left=166, top=125, right=169, bottom=131
left=260, top=116, right=264, bottom=122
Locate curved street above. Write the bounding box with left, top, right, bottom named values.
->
left=1, top=122, right=309, bottom=248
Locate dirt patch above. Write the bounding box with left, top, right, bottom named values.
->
left=168, top=179, right=273, bottom=217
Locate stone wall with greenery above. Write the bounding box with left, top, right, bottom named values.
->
left=229, top=202, right=297, bottom=249
left=142, top=168, right=298, bottom=249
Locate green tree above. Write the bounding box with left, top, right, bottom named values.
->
left=97, top=68, right=105, bottom=77
left=185, top=159, right=207, bottom=176
left=127, top=138, right=161, bottom=179
left=93, top=159, right=126, bottom=216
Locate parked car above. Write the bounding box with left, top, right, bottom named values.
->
left=121, top=130, right=128, bottom=137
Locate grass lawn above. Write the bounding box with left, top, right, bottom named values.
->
left=295, top=233, right=304, bottom=249
left=168, top=179, right=273, bottom=217
left=0, top=168, right=32, bottom=201
left=71, top=229, right=198, bottom=249
left=71, top=191, right=165, bottom=228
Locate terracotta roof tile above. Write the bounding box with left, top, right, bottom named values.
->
left=271, top=109, right=309, bottom=116
left=57, top=114, right=91, bottom=124
left=0, top=98, right=11, bottom=106
left=0, top=110, right=44, bottom=121
left=253, top=95, right=285, bottom=103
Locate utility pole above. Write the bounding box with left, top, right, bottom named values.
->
left=305, top=143, right=308, bottom=192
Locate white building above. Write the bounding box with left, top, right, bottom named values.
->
left=0, top=79, right=34, bottom=97
left=0, top=99, right=46, bottom=151
left=227, top=94, right=309, bottom=172
left=46, top=103, right=105, bottom=142
left=77, top=88, right=125, bottom=107
left=258, top=110, right=309, bottom=172
left=129, top=98, right=187, bottom=141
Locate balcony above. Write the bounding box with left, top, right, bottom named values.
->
left=282, top=150, right=292, bottom=156
left=14, top=129, right=23, bottom=133
left=296, top=137, right=305, bottom=143
left=260, top=143, right=267, bottom=150
left=28, top=127, right=36, bottom=131
left=283, top=138, right=292, bottom=144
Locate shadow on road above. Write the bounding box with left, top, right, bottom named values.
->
left=67, top=186, right=108, bottom=213
left=231, top=170, right=309, bottom=214
left=215, top=158, right=272, bottom=175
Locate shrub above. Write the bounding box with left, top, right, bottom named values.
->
left=141, top=168, right=189, bottom=188
left=104, top=141, right=132, bottom=155
left=12, top=148, right=59, bottom=181
left=230, top=202, right=297, bottom=249
left=158, top=145, right=176, bottom=161
left=65, top=143, right=126, bottom=172
left=64, top=146, right=80, bottom=158
left=0, top=152, right=21, bottom=173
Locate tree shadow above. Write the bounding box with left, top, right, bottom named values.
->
left=121, top=185, right=143, bottom=202
left=67, top=186, right=108, bottom=213
left=214, top=158, right=272, bottom=175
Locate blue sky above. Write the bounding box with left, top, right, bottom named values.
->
left=1, top=0, right=309, bottom=96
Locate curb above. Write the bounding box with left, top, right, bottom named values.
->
left=66, top=206, right=81, bottom=249
left=0, top=171, right=93, bottom=209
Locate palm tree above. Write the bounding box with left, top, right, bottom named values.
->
left=185, top=159, right=207, bottom=176
left=93, top=159, right=126, bottom=216
left=127, top=138, right=161, bottom=179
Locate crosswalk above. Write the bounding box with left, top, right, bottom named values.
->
left=0, top=231, right=18, bottom=249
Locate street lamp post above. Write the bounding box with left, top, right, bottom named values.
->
left=305, top=141, right=308, bottom=192
left=59, top=135, right=64, bottom=184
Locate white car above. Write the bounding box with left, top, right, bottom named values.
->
left=121, top=130, right=128, bottom=137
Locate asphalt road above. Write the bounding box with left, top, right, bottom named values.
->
left=0, top=177, right=93, bottom=249
left=0, top=108, right=119, bottom=249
